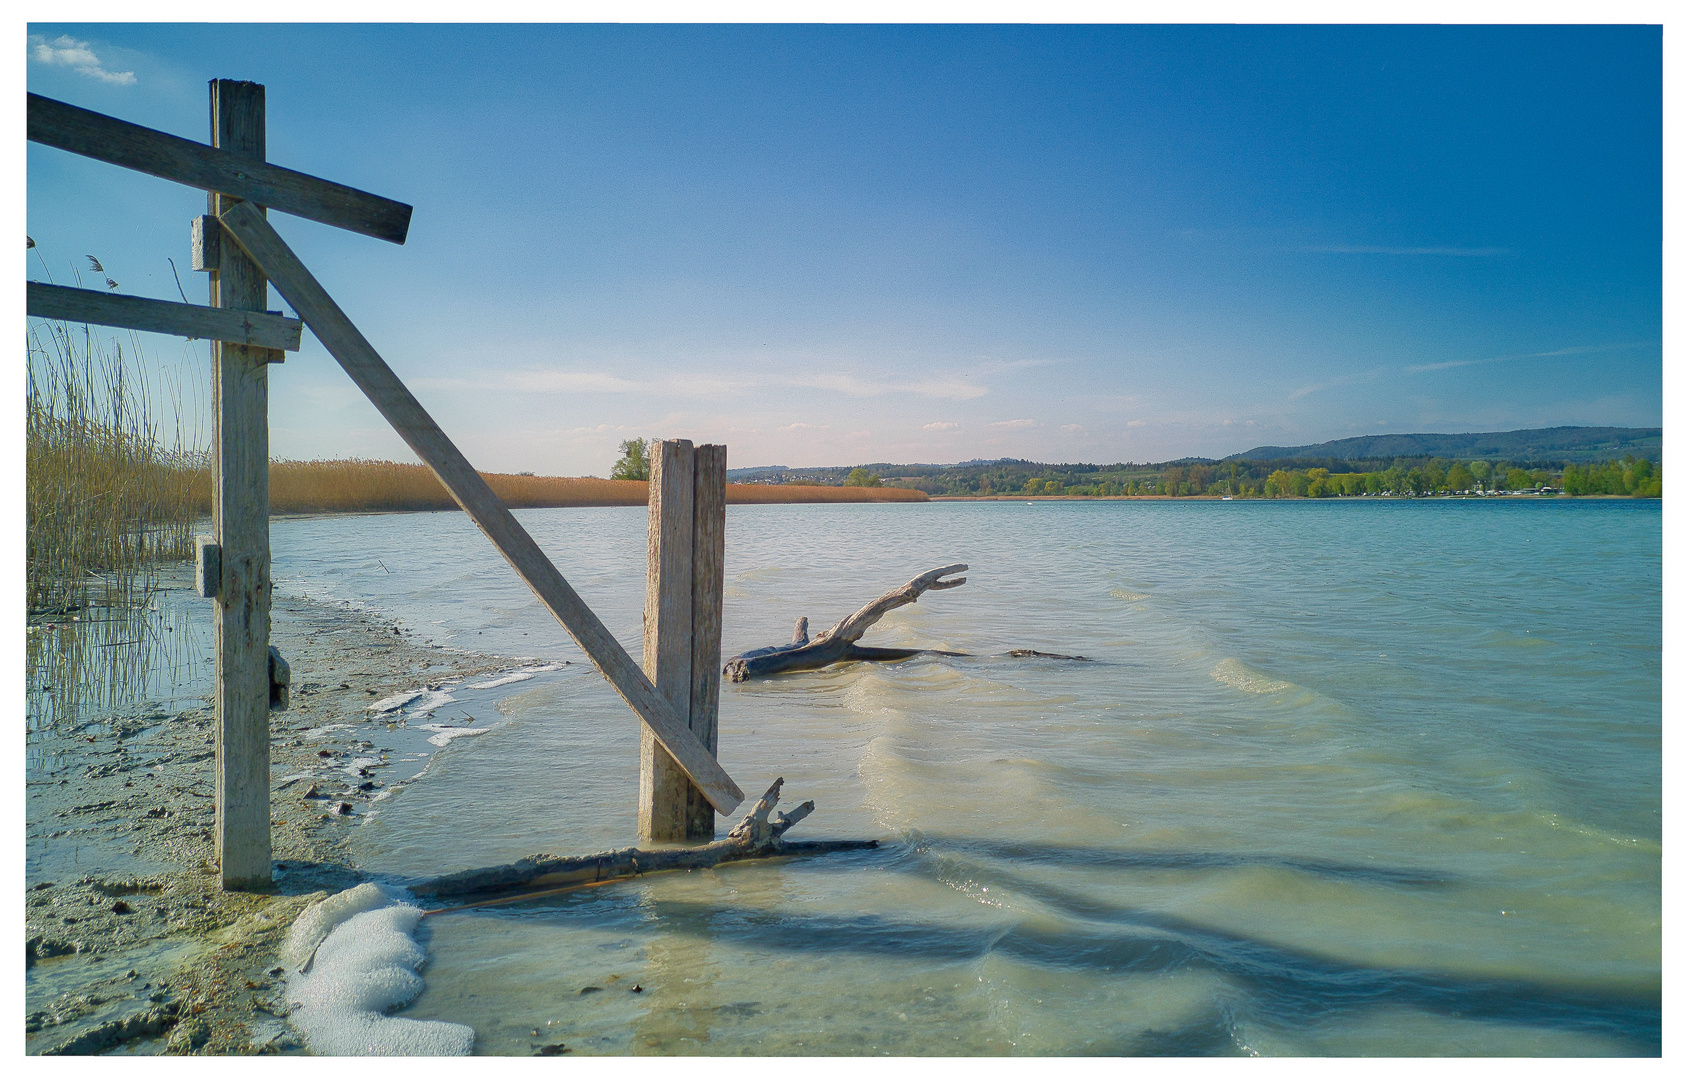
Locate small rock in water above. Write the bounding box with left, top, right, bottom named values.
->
left=335, top=802, right=353, bottom=815
left=110, top=901, right=133, bottom=915
left=630, top=984, right=643, bottom=993
left=302, top=783, right=320, bottom=799
left=268, top=967, right=284, bottom=977
left=579, top=986, right=602, bottom=995
left=537, top=1043, right=567, bottom=1056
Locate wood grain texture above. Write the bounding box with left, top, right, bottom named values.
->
left=686, top=444, right=727, bottom=832
left=639, top=440, right=697, bottom=841
left=28, top=92, right=412, bottom=244
left=215, top=201, right=744, bottom=816
left=27, top=281, right=301, bottom=351
left=209, top=80, right=272, bottom=891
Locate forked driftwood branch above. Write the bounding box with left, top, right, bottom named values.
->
left=411, top=778, right=874, bottom=906
left=724, top=564, right=971, bottom=682
left=723, top=564, right=1091, bottom=681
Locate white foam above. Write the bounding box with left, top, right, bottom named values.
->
left=464, top=672, right=535, bottom=690
left=407, top=689, right=457, bottom=716
left=285, top=884, right=474, bottom=1056
left=368, top=690, right=423, bottom=715
left=418, top=723, right=490, bottom=747
left=304, top=723, right=354, bottom=740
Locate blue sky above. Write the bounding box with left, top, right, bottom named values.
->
left=26, top=23, right=1662, bottom=474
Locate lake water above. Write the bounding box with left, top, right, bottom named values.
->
left=268, top=498, right=1661, bottom=1056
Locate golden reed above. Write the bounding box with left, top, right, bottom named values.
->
left=267, top=459, right=927, bottom=513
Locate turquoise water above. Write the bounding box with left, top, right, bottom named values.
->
left=270, top=499, right=1661, bottom=1056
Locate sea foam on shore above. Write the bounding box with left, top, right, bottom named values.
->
left=284, top=883, right=473, bottom=1056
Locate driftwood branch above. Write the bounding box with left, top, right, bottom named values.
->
left=411, top=778, right=873, bottom=905
left=724, top=565, right=970, bottom=682
left=722, top=565, right=1094, bottom=681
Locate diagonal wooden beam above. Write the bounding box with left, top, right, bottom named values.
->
left=28, top=93, right=412, bottom=245
left=213, top=201, right=744, bottom=816
left=27, top=281, right=302, bottom=352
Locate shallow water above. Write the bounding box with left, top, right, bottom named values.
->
left=268, top=499, right=1661, bottom=1056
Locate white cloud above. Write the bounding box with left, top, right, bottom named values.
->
left=1126, top=419, right=1147, bottom=428
left=1060, top=423, right=1087, bottom=434
left=922, top=421, right=960, bottom=432
left=989, top=418, right=1037, bottom=428
left=777, top=422, right=825, bottom=433
left=30, top=35, right=136, bottom=85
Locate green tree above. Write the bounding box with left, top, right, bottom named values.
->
left=1468, top=460, right=1491, bottom=491
left=1446, top=463, right=1473, bottom=492
left=1023, top=478, right=1042, bottom=495
left=1505, top=468, right=1531, bottom=491
left=1043, top=479, right=1065, bottom=496
left=845, top=468, right=882, bottom=487
left=610, top=438, right=650, bottom=480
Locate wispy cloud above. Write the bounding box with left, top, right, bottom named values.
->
left=30, top=35, right=136, bottom=85
left=1287, top=366, right=1391, bottom=400
left=1300, top=244, right=1510, bottom=257
left=417, top=367, right=988, bottom=401
left=922, top=421, right=960, bottom=432
left=778, top=422, right=825, bottom=433
left=1403, top=342, right=1649, bottom=374
left=989, top=418, right=1037, bottom=428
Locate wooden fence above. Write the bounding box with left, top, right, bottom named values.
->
left=28, top=82, right=744, bottom=887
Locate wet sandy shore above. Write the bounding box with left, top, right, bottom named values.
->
left=25, top=585, right=508, bottom=1055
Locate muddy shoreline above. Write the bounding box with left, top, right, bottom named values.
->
left=25, top=582, right=511, bottom=1055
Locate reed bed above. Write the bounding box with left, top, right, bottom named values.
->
left=268, top=459, right=928, bottom=512
left=26, top=287, right=209, bottom=720
left=26, top=315, right=207, bottom=617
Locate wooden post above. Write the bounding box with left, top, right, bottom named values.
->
left=208, top=79, right=272, bottom=890
left=639, top=441, right=726, bottom=841
left=215, top=202, right=744, bottom=814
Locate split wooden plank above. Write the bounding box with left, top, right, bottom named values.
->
left=214, top=200, right=745, bottom=816
left=639, top=440, right=697, bottom=841
left=685, top=444, right=726, bottom=830
left=27, top=281, right=302, bottom=351
left=209, top=80, right=274, bottom=891
left=28, top=92, right=412, bottom=245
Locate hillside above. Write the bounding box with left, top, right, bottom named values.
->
left=1226, top=426, right=1660, bottom=465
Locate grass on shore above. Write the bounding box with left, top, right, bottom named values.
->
left=269, top=459, right=927, bottom=512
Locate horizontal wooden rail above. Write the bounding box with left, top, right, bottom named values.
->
left=214, top=202, right=744, bottom=816
left=28, top=93, right=412, bottom=245
left=28, top=281, right=302, bottom=351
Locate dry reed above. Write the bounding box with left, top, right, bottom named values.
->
left=26, top=313, right=207, bottom=616
left=267, top=459, right=928, bottom=513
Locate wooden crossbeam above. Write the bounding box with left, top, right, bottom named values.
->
left=27, top=281, right=302, bottom=352
left=28, top=93, right=412, bottom=245
left=213, top=202, right=746, bottom=817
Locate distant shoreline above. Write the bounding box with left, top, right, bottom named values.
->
left=926, top=492, right=1643, bottom=502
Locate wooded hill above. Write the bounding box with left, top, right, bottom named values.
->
left=1227, top=426, right=1660, bottom=465
left=725, top=426, right=1663, bottom=498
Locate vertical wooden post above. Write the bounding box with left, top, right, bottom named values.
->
left=208, top=79, right=272, bottom=890
left=639, top=440, right=727, bottom=841
left=687, top=444, right=726, bottom=834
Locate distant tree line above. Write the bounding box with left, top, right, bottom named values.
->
left=681, top=443, right=1664, bottom=500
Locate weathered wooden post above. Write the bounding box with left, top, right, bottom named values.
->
left=639, top=441, right=727, bottom=841
left=206, top=79, right=273, bottom=889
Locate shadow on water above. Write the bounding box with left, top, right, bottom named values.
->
left=463, top=840, right=1658, bottom=1055
left=893, top=834, right=1464, bottom=890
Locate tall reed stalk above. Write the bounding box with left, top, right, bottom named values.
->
left=26, top=314, right=207, bottom=615
left=26, top=251, right=211, bottom=721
